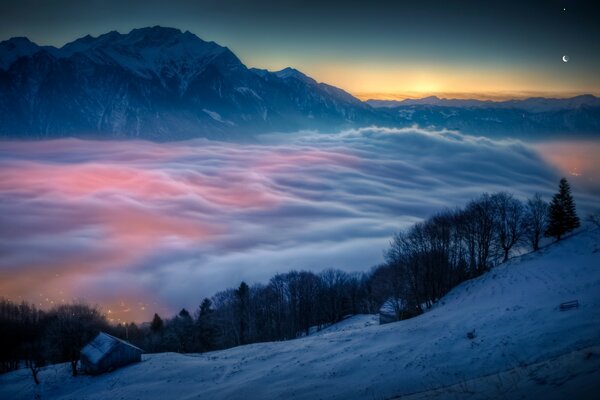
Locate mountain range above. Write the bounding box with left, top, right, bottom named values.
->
left=0, top=26, right=599, bottom=140
left=367, top=94, right=600, bottom=112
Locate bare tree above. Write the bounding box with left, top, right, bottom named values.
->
left=45, top=303, right=108, bottom=376
left=586, top=211, right=600, bottom=228
left=492, top=192, right=526, bottom=262
left=525, top=193, right=548, bottom=251
left=460, top=194, right=497, bottom=275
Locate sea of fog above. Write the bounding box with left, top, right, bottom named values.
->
left=0, top=127, right=598, bottom=322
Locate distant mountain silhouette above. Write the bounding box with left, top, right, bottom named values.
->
left=367, top=94, right=600, bottom=112
left=0, top=26, right=599, bottom=140
left=367, top=95, right=600, bottom=139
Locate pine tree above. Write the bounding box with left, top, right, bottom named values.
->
left=178, top=308, right=192, bottom=320
left=236, top=282, right=250, bottom=345
left=561, top=179, right=580, bottom=231
left=545, top=178, right=580, bottom=240
left=150, top=313, right=163, bottom=333
left=196, top=298, right=216, bottom=352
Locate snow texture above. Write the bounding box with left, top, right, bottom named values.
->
left=1, top=229, right=599, bottom=399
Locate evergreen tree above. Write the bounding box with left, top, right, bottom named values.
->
left=175, top=308, right=194, bottom=352
left=199, top=298, right=213, bottom=318
left=178, top=308, right=192, bottom=320
left=196, top=298, right=216, bottom=352
left=545, top=178, right=580, bottom=240
left=150, top=313, right=163, bottom=333
left=236, top=282, right=250, bottom=345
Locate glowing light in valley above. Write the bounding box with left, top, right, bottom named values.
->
left=534, top=140, right=600, bottom=194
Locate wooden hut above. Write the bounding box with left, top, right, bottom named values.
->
left=80, top=332, right=143, bottom=375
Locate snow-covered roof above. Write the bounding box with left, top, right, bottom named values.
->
left=81, top=332, right=142, bottom=364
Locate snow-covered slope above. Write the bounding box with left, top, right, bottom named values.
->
left=2, top=230, right=599, bottom=399
left=309, top=314, right=379, bottom=337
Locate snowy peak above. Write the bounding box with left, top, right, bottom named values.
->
left=0, top=27, right=234, bottom=79
left=0, top=36, right=42, bottom=69
left=274, top=67, right=317, bottom=85
left=0, top=27, right=382, bottom=139
left=59, top=27, right=220, bottom=53
left=56, top=26, right=233, bottom=80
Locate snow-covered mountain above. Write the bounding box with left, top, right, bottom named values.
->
left=0, top=37, right=45, bottom=70
left=367, top=95, right=600, bottom=139
left=1, top=26, right=599, bottom=140
left=367, top=94, right=600, bottom=112
left=2, top=229, right=599, bottom=399
left=0, top=27, right=383, bottom=139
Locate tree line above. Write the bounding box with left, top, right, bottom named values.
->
left=0, top=178, right=583, bottom=383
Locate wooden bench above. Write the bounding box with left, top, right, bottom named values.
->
left=559, top=300, right=579, bottom=311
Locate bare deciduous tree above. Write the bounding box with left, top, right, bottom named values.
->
left=525, top=193, right=548, bottom=251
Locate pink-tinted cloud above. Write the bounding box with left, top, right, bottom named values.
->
left=1, top=130, right=597, bottom=322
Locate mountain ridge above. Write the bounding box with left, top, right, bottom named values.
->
left=366, top=94, right=600, bottom=112
left=1, top=26, right=599, bottom=140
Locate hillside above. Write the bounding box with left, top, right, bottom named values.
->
left=1, top=229, right=599, bottom=399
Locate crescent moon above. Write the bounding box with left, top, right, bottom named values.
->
left=562, top=55, right=569, bottom=62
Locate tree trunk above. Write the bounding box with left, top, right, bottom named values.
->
left=30, top=365, right=40, bottom=385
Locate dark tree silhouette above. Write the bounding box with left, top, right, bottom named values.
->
left=525, top=193, right=548, bottom=251
left=178, top=308, right=191, bottom=320
left=236, top=282, right=250, bottom=345
left=196, top=298, right=217, bottom=351
left=492, top=192, right=526, bottom=262
left=545, top=178, right=580, bottom=240
left=45, top=303, right=108, bottom=376
left=150, top=313, right=164, bottom=333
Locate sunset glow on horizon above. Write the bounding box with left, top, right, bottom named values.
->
left=2, top=1, right=599, bottom=103
left=287, top=62, right=600, bottom=101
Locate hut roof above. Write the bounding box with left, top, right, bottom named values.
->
left=81, top=332, right=143, bottom=364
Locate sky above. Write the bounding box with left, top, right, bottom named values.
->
left=0, top=0, right=599, bottom=99
left=1, top=129, right=599, bottom=322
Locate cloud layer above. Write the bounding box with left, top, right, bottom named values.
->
left=1, top=128, right=594, bottom=321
